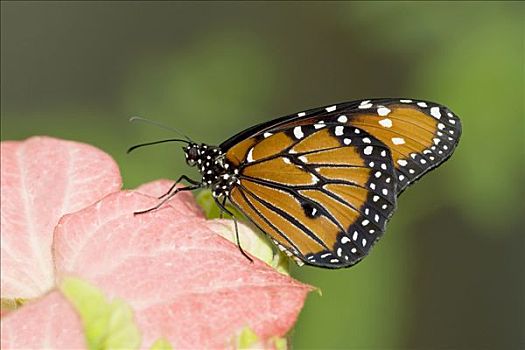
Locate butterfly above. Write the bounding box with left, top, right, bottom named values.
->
left=129, top=98, right=462, bottom=268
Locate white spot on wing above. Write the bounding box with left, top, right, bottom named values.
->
left=397, top=159, right=408, bottom=166
left=417, top=102, right=428, bottom=108
left=263, top=132, right=273, bottom=138
left=400, top=99, right=412, bottom=103
left=364, top=146, right=373, bottom=155
left=314, top=121, right=325, bottom=129
left=430, top=106, right=441, bottom=119
left=298, top=112, right=306, bottom=117
left=359, top=100, right=373, bottom=109
left=335, top=125, right=344, bottom=136
left=392, top=137, right=406, bottom=145
left=247, top=148, right=254, bottom=162
left=379, top=118, right=393, bottom=128
left=293, top=126, right=304, bottom=139
left=338, top=115, right=348, bottom=123
left=326, top=105, right=336, bottom=112
left=377, top=106, right=391, bottom=116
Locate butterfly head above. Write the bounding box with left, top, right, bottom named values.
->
left=183, top=143, right=221, bottom=169
left=184, top=143, right=235, bottom=192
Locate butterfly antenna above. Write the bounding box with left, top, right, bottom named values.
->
left=127, top=138, right=190, bottom=154
left=129, top=116, right=194, bottom=143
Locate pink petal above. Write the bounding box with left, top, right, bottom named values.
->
left=135, top=179, right=204, bottom=217
left=53, top=190, right=310, bottom=349
left=0, top=291, right=86, bottom=349
left=1, top=136, right=122, bottom=299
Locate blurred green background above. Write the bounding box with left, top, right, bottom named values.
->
left=2, top=1, right=523, bottom=349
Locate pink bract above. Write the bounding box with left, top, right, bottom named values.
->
left=1, top=291, right=85, bottom=349
left=1, top=136, right=122, bottom=299
left=1, top=136, right=311, bottom=349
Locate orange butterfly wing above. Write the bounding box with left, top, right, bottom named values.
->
left=221, top=98, right=461, bottom=268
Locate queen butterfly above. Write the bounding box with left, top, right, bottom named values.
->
left=130, top=98, right=461, bottom=268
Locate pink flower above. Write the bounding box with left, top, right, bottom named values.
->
left=1, top=136, right=311, bottom=349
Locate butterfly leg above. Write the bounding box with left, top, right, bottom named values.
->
left=134, top=184, right=201, bottom=215
left=214, top=197, right=254, bottom=263
left=158, top=175, right=201, bottom=200
left=219, top=197, right=227, bottom=219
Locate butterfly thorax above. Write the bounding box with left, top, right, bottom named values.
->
left=184, top=143, right=238, bottom=198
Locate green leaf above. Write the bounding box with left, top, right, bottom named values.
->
left=60, top=277, right=141, bottom=350
left=195, top=189, right=245, bottom=219
left=271, top=336, right=288, bottom=350
left=233, top=328, right=288, bottom=349
left=236, top=327, right=259, bottom=349
left=150, top=338, right=173, bottom=350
